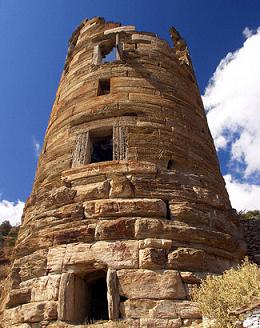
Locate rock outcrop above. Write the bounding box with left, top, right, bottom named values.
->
left=240, top=218, right=260, bottom=265
left=1, top=17, right=246, bottom=328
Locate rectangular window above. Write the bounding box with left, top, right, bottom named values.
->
left=72, top=126, right=128, bottom=167
left=90, top=132, right=113, bottom=163
left=97, top=79, right=110, bottom=96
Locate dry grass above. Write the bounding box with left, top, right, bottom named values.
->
left=192, top=258, right=260, bottom=328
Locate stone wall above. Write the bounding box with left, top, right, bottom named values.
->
left=1, top=17, right=246, bottom=328
left=241, top=219, right=260, bottom=265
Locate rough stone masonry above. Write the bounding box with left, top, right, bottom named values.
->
left=0, top=17, right=246, bottom=328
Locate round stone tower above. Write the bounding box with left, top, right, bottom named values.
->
left=2, top=17, right=245, bottom=328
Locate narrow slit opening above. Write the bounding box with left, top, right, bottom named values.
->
left=165, top=200, right=172, bottom=220
left=167, top=159, right=174, bottom=170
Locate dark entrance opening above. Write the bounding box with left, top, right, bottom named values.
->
left=61, top=271, right=109, bottom=324
left=90, top=135, right=113, bottom=163
left=89, top=276, right=109, bottom=321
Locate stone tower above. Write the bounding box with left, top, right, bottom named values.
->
left=2, top=17, right=245, bottom=328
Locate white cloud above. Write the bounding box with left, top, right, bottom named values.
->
left=0, top=199, right=24, bottom=226
left=33, top=138, right=41, bottom=158
left=224, top=175, right=260, bottom=211
left=243, top=27, right=253, bottom=39
left=203, top=27, right=260, bottom=211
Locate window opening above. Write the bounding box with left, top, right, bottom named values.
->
left=98, top=79, right=111, bottom=96
left=167, top=159, right=175, bottom=170
left=102, top=46, right=116, bottom=63
left=90, top=133, right=113, bottom=163
left=165, top=200, right=171, bottom=220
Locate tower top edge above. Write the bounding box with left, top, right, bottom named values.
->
left=69, top=16, right=187, bottom=51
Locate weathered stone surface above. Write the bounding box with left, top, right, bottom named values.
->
left=31, top=275, right=60, bottom=302
left=180, top=272, right=212, bottom=284
left=121, top=299, right=200, bottom=320
left=6, top=288, right=31, bottom=309
left=1, top=17, right=246, bottom=327
left=140, top=318, right=182, bottom=328
left=139, top=248, right=166, bottom=269
left=167, top=247, right=232, bottom=273
left=47, top=241, right=139, bottom=273
left=75, top=180, right=110, bottom=201
left=95, top=218, right=136, bottom=240
left=117, top=269, right=186, bottom=300
left=23, top=302, right=45, bottom=322
left=139, top=238, right=172, bottom=250
left=49, top=186, right=76, bottom=205
left=109, top=175, right=134, bottom=198
left=84, top=198, right=166, bottom=218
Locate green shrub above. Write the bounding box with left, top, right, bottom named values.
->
left=0, top=221, right=12, bottom=236
left=239, top=210, right=260, bottom=220
left=192, top=259, right=260, bottom=328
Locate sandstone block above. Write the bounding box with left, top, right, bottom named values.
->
left=6, top=288, right=31, bottom=309
left=167, top=247, right=232, bottom=273
left=44, top=301, right=57, bottom=320
left=47, top=245, right=67, bottom=273
left=23, top=302, right=45, bottom=322
left=180, top=272, right=211, bottom=284
left=124, top=299, right=200, bottom=320
left=140, top=318, right=182, bottom=328
left=104, top=25, right=136, bottom=34
left=49, top=186, right=76, bottom=205
left=95, top=218, right=136, bottom=240
left=84, top=198, right=166, bottom=218
left=4, top=306, right=23, bottom=325
left=120, top=299, right=156, bottom=318
left=167, top=248, right=206, bottom=272
left=92, top=240, right=139, bottom=269
left=48, top=241, right=139, bottom=272
left=135, top=218, right=163, bottom=239
left=139, top=248, right=166, bottom=269
left=117, top=269, right=186, bottom=300
left=14, top=249, right=48, bottom=282
left=53, top=223, right=96, bottom=245
left=31, top=275, right=60, bottom=302
left=109, top=175, right=134, bottom=198
left=75, top=180, right=110, bottom=200
left=139, top=238, right=172, bottom=249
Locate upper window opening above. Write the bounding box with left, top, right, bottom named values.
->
left=98, top=79, right=111, bottom=96
left=102, top=46, right=117, bottom=63
left=90, top=132, right=113, bottom=163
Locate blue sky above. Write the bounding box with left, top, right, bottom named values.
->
left=0, top=0, right=260, bottom=223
